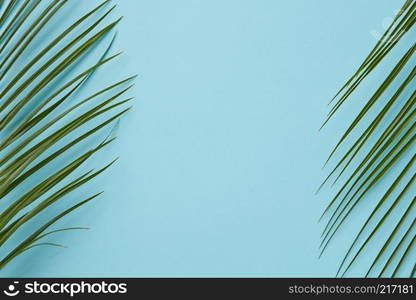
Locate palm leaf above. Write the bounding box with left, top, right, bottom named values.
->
left=0, top=0, right=135, bottom=270
left=320, top=0, right=415, bottom=277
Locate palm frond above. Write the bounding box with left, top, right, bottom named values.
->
left=0, top=0, right=135, bottom=270
left=320, top=0, right=416, bottom=277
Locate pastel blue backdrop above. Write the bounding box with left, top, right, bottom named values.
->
left=3, top=0, right=411, bottom=277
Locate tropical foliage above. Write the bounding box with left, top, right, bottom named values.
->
left=0, top=0, right=134, bottom=270
left=320, top=0, right=415, bottom=277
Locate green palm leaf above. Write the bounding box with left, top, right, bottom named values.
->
left=0, top=0, right=135, bottom=270
left=320, top=0, right=415, bottom=277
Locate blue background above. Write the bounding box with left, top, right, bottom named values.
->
left=2, top=0, right=411, bottom=277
